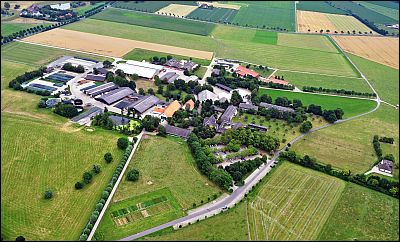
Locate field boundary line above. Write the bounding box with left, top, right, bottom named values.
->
left=245, top=201, right=252, bottom=241
left=88, top=131, right=144, bottom=241
left=277, top=69, right=364, bottom=79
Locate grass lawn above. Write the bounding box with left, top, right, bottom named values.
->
left=95, top=135, right=223, bottom=240
left=232, top=2, right=295, bottom=31
left=347, top=53, right=399, bottom=106
left=1, top=23, right=49, bottom=36
left=186, top=7, right=238, bottom=24
left=63, top=19, right=357, bottom=76
left=135, top=79, right=157, bottom=92
left=91, top=8, right=215, bottom=36
left=277, top=33, right=338, bottom=53
left=94, top=188, right=185, bottom=241
left=258, top=88, right=377, bottom=118
left=274, top=70, right=373, bottom=93
left=194, top=66, right=207, bottom=79
left=73, top=2, right=104, bottom=16
left=123, top=48, right=212, bottom=66
left=233, top=112, right=328, bottom=149
left=1, top=43, right=124, bottom=241
left=318, top=182, right=399, bottom=241
left=1, top=41, right=109, bottom=67
left=291, top=104, right=399, bottom=175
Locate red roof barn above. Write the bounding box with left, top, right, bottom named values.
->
left=235, top=65, right=260, bottom=78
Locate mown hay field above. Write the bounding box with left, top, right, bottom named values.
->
left=1, top=23, right=50, bottom=36
left=156, top=4, right=197, bottom=17
left=92, top=8, right=215, bottom=36
left=23, top=28, right=214, bottom=59
left=333, top=35, right=399, bottom=69
left=186, top=7, right=238, bottom=23
left=247, top=162, right=345, bottom=240
left=297, top=10, right=376, bottom=34
left=257, top=88, right=377, bottom=118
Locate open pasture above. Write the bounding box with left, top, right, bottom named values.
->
left=92, top=8, right=215, bottom=36
left=333, top=36, right=399, bottom=69
left=23, top=28, right=214, bottom=59
left=232, top=3, right=295, bottom=31
left=247, top=162, right=345, bottom=240
left=297, top=10, right=376, bottom=34
left=274, top=70, right=373, bottom=93
left=1, top=23, right=50, bottom=36
left=156, top=4, right=197, bottom=17
left=186, top=7, right=238, bottom=23
left=318, top=182, right=399, bottom=241
left=297, top=1, right=347, bottom=15
left=95, top=188, right=184, bottom=241
left=258, top=88, right=377, bottom=118
left=277, top=33, right=338, bottom=53
left=357, top=1, right=399, bottom=21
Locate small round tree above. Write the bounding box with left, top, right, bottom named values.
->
left=117, top=137, right=129, bottom=150
left=83, top=172, right=93, bottom=184
left=92, top=164, right=101, bottom=174
left=104, top=152, right=113, bottom=163
left=44, top=190, right=53, bottom=200
left=299, top=121, right=312, bottom=133
left=15, top=236, right=25, bottom=241
left=126, top=169, right=140, bottom=182
left=75, top=181, right=84, bottom=190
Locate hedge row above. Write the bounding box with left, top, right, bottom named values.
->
left=78, top=140, right=135, bottom=240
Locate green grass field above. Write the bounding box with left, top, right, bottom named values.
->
left=123, top=48, right=211, bottom=66
left=1, top=42, right=109, bottom=67
left=297, top=1, right=348, bottom=15
left=95, top=135, right=222, bottom=240
left=258, top=88, right=377, bottom=118
left=1, top=23, right=49, bottom=36
left=112, top=1, right=197, bottom=13
left=186, top=7, right=238, bottom=24
left=347, top=53, right=399, bottom=106
left=233, top=113, right=328, bottom=148
left=247, top=162, right=345, bottom=240
left=91, top=8, right=215, bottom=36
left=357, top=1, right=399, bottom=21
left=277, top=33, right=338, bottom=53
left=94, top=188, right=185, bottom=241
left=318, top=182, right=399, bottom=240
left=292, top=104, right=399, bottom=175
left=274, top=70, right=373, bottom=93
left=73, top=2, right=104, bottom=16
left=63, top=19, right=357, bottom=76
left=232, top=1, right=295, bottom=31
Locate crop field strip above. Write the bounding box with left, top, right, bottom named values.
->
left=62, top=19, right=358, bottom=77
left=333, top=36, right=399, bottom=70
left=296, top=1, right=348, bottom=15
left=296, top=10, right=376, bottom=34
left=186, top=7, right=238, bottom=23
left=356, top=1, right=399, bottom=21
left=247, top=162, right=344, bottom=241
left=111, top=1, right=197, bottom=13
left=93, top=7, right=215, bottom=36
left=156, top=4, right=198, bottom=17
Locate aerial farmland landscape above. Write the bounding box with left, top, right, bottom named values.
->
left=1, top=1, right=399, bottom=241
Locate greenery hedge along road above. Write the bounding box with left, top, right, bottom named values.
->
left=258, top=88, right=377, bottom=118
left=91, top=8, right=215, bottom=36
left=302, top=86, right=376, bottom=98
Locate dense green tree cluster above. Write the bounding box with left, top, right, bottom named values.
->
left=126, top=169, right=139, bottom=182
left=92, top=112, right=114, bottom=130
left=141, top=115, right=160, bottom=132
left=106, top=71, right=136, bottom=91
left=225, top=156, right=268, bottom=184
left=379, top=136, right=394, bottom=144
left=303, top=86, right=376, bottom=97
left=53, top=103, right=78, bottom=118
left=62, top=63, right=85, bottom=73
left=299, top=121, right=312, bottom=133
left=8, top=67, right=46, bottom=90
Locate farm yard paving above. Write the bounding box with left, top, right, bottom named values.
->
left=22, top=28, right=214, bottom=60
left=297, top=10, right=376, bottom=34
left=333, top=36, right=399, bottom=69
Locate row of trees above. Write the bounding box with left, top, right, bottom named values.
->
left=379, top=136, right=395, bottom=144
left=8, top=67, right=46, bottom=90
left=280, top=150, right=399, bottom=198
left=75, top=164, right=102, bottom=190
left=302, top=86, right=376, bottom=98
left=225, top=156, right=268, bottom=185
left=263, top=82, right=294, bottom=90
left=373, top=135, right=383, bottom=158
left=106, top=70, right=136, bottom=91
left=206, top=75, right=260, bottom=92
left=79, top=139, right=136, bottom=240
left=187, top=133, right=233, bottom=191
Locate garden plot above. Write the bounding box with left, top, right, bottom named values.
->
left=247, top=162, right=345, bottom=240
left=156, top=4, right=198, bottom=17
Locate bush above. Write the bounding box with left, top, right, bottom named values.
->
left=126, top=169, right=140, bottom=182
left=96, top=203, right=104, bottom=212
left=103, top=152, right=113, bottom=163
left=75, top=181, right=84, bottom=190
left=117, top=137, right=129, bottom=150
left=15, top=236, right=25, bottom=241
left=92, top=164, right=101, bottom=174
left=83, top=172, right=93, bottom=184
left=44, top=190, right=53, bottom=199
left=79, top=234, right=88, bottom=241
left=102, top=191, right=110, bottom=199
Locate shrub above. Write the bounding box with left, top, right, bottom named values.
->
left=83, top=172, right=93, bottom=184
left=15, top=236, right=25, bottom=241
left=83, top=228, right=90, bottom=235
left=75, top=181, right=84, bottom=190
left=101, top=191, right=110, bottom=199
left=104, top=152, right=113, bottom=163
left=96, top=203, right=103, bottom=211
left=92, top=164, right=101, bottom=174
left=79, top=234, right=88, bottom=241
left=44, top=190, right=53, bottom=200
left=117, top=137, right=129, bottom=150
left=126, top=169, right=140, bottom=182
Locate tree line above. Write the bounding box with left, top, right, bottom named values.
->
left=225, top=156, right=268, bottom=185
left=62, top=63, right=85, bottom=73
left=8, top=67, right=53, bottom=96
left=280, top=150, right=399, bottom=198
left=302, top=86, right=376, bottom=98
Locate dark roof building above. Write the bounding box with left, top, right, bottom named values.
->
left=203, top=115, right=218, bottom=128
left=259, top=102, right=295, bottom=113
left=215, top=83, right=233, bottom=93
left=80, top=84, right=97, bottom=92
left=109, top=115, right=130, bottom=126
left=165, top=124, right=191, bottom=139
left=165, top=58, right=197, bottom=71
left=85, top=74, right=106, bottom=82
left=85, top=82, right=117, bottom=96
left=212, top=69, right=221, bottom=76
left=97, top=68, right=109, bottom=75
left=128, top=95, right=159, bottom=114
left=239, top=103, right=259, bottom=111
left=95, top=87, right=135, bottom=105
left=247, top=123, right=268, bottom=132
left=212, top=105, right=225, bottom=113
left=71, top=106, right=103, bottom=122
left=220, top=105, right=237, bottom=123
left=231, top=122, right=244, bottom=130
left=378, top=160, right=393, bottom=174
left=45, top=98, right=61, bottom=108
